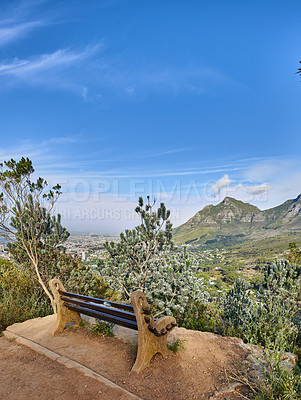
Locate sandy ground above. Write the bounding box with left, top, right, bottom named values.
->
left=0, top=337, right=133, bottom=400
left=1, top=315, right=254, bottom=400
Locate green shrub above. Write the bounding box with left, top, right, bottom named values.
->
left=0, top=299, right=34, bottom=332
left=167, top=338, right=186, bottom=353
left=10, top=245, right=119, bottom=300
left=220, top=261, right=300, bottom=350
left=89, top=320, right=115, bottom=337
left=221, top=277, right=255, bottom=339
left=0, top=248, right=120, bottom=334
left=219, top=259, right=301, bottom=399
left=0, top=260, right=52, bottom=332
left=77, top=320, right=115, bottom=338
left=253, top=345, right=301, bottom=400
left=177, top=301, right=223, bottom=334
left=100, top=248, right=209, bottom=317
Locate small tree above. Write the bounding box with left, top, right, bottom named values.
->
left=288, top=242, right=301, bottom=265
left=101, top=196, right=173, bottom=297
left=99, top=197, right=209, bottom=315
left=221, top=277, right=255, bottom=336
left=221, top=260, right=300, bottom=349
left=0, top=158, right=67, bottom=312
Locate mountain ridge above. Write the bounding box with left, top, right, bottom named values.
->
left=174, top=194, right=301, bottom=246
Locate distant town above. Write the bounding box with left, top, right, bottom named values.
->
left=0, top=233, right=119, bottom=265
left=63, top=233, right=119, bottom=266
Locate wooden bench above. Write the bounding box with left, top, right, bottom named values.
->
left=49, top=278, right=177, bottom=373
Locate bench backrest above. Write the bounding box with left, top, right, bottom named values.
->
left=59, top=290, right=138, bottom=330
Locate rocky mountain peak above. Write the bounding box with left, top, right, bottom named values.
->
left=222, top=196, right=236, bottom=205
left=174, top=194, right=301, bottom=246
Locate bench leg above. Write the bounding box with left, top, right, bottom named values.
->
left=131, top=291, right=176, bottom=373
left=49, top=278, right=82, bottom=335
left=132, top=329, right=171, bottom=373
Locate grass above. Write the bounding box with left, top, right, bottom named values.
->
left=173, top=227, right=212, bottom=244
left=167, top=338, right=186, bottom=353
left=89, top=320, right=115, bottom=337
left=75, top=319, right=115, bottom=337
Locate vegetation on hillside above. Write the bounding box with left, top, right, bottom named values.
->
left=1, top=160, right=300, bottom=399
left=173, top=194, right=301, bottom=247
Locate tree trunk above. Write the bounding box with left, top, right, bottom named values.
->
left=32, top=259, right=57, bottom=313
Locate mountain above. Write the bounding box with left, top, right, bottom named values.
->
left=174, top=194, right=301, bottom=246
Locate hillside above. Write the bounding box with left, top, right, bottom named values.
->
left=174, top=194, right=301, bottom=246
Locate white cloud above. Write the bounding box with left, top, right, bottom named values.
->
left=0, top=44, right=103, bottom=95
left=0, top=45, right=101, bottom=78
left=0, top=59, right=28, bottom=72
left=42, top=136, right=80, bottom=145
left=1, top=139, right=300, bottom=233
left=54, top=191, right=205, bottom=234
left=0, top=0, right=236, bottom=102
left=0, top=21, right=44, bottom=46
left=210, top=174, right=232, bottom=194
left=236, top=183, right=269, bottom=195
left=207, top=173, right=271, bottom=205
left=0, top=141, right=45, bottom=161
left=242, top=158, right=301, bottom=209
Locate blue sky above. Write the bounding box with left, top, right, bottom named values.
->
left=0, top=0, right=301, bottom=233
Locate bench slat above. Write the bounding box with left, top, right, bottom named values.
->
left=64, top=303, right=138, bottom=330
left=59, top=290, right=134, bottom=312
left=61, top=296, right=137, bottom=322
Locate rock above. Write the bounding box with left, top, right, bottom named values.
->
left=113, top=325, right=138, bottom=345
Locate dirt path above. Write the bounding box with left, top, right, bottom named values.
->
left=2, top=315, right=255, bottom=400
left=0, top=337, right=134, bottom=400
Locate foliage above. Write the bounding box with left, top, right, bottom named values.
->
left=11, top=245, right=119, bottom=301
left=77, top=319, right=115, bottom=337
left=253, top=344, right=301, bottom=400
left=0, top=259, right=51, bottom=332
left=167, top=338, right=186, bottom=353
left=256, top=369, right=301, bottom=400
left=178, top=301, right=223, bottom=334
left=221, top=268, right=240, bottom=284
left=102, top=196, right=173, bottom=297
left=0, top=157, right=117, bottom=313
left=89, top=320, right=115, bottom=337
left=0, top=157, right=67, bottom=311
left=219, top=258, right=301, bottom=399
left=100, top=246, right=209, bottom=316
left=98, top=198, right=209, bottom=315
left=220, top=277, right=255, bottom=337
left=261, top=259, right=301, bottom=349
left=0, top=251, right=118, bottom=333
left=262, top=258, right=301, bottom=294
left=288, top=242, right=301, bottom=265
left=220, top=260, right=300, bottom=351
